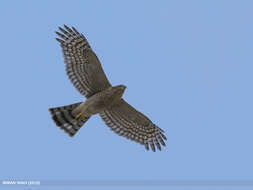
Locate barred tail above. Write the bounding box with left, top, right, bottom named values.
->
left=49, top=102, right=90, bottom=137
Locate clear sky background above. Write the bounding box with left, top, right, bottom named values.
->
left=0, top=0, right=252, bottom=190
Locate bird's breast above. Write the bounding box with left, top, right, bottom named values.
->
left=84, top=89, right=121, bottom=115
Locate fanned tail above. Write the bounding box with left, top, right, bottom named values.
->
left=49, top=102, right=90, bottom=137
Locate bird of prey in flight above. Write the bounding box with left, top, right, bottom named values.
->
left=49, top=25, right=167, bottom=152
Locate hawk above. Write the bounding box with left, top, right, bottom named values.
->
left=49, top=25, right=167, bottom=152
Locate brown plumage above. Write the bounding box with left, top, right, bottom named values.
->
left=49, top=25, right=167, bottom=151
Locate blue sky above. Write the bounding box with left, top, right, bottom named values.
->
left=0, top=0, right=252, bottom=189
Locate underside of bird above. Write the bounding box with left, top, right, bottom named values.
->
left=49, top=25, right=167, bottom=152
left=49, top=85, right=126, bottom=136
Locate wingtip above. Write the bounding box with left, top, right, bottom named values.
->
left=160, top=133, right=167, bottom=141
left=72, top=26, right=80, bottom=34
left=150, top=141, right=156, bottom=152
left=158, top=135, right=166, bottom=147
left=144, top=143, right=149, bottom=151
left=155, top=139, right=162, bottom=151
left=55, top=37, right=65, bottom=44
left=64, top=24, right=71, bottom=30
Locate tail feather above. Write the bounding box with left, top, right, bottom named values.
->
left=49, top=102, right=90, bottom=137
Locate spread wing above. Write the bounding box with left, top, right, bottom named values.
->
left=99, top=99, right=167, bottom=152
left=56, top=25, right=111, bottom=98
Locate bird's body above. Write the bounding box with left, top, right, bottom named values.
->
left=49, top=25, right=167, bottom=152
left=72, top=85, right=126, bottom=119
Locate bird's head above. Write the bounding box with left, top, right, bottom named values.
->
left=112, top=85, right=126, bottom=98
